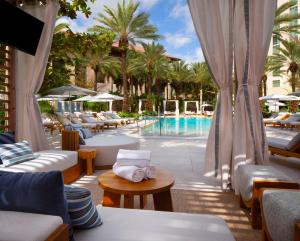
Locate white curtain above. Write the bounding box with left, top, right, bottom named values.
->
left=232, top=0, right=276, bottom=191
left=15, top=0, right=59, bottom=151
left=188, top=0, right=234, bottom=189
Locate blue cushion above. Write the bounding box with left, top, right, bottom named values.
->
left=0, top=140, right=36, bottom=167
left=65, top=185, right=102, bottom=229
left=80, top=128, right=93, bottom=139
left=0, top=171, right=73, bottom=240
left=0, top=132, right=15, bottom=164
left=64, top=125, right=86, bottom=145
left=0, top=132, right=15, bottom=144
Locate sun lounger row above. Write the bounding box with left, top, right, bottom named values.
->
left=41, top=111, right=135, bottom=134
left=264, top=113, right=300, bottom=129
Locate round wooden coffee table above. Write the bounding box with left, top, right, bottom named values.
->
left=98, top=168, right=174, bottom=211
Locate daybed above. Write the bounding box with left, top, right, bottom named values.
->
left=62, top=130, right=139, bottom=168
left=0, top=206, right=235, bottom=241
left=0, top=150, right=80, bottom=184
left=261, top=189, right=300, bottom=241
left=268, top=132, right=300, bottom=158
left=237, top=165, right=300, bottom=229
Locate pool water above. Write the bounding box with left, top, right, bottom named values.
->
left=140, top=117, right=212, bottom=137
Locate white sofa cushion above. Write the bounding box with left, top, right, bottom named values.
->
left=0, top=210, right=63, bottom=241
left=74, top=206, right=235, bottom=241
left=0, top=150, right=77, bottom=173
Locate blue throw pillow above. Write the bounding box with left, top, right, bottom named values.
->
left=0, top=131, right=15, bottom=144
left=64, top=124, right=86, bottom=145
left=0, top=171, right=73, bottom=240
left=0, top=131, right=15, bottom=165
left=80, top=128, right=93, bottom=139
left=65, top=185, right=102, bottom=229
left=0, top=140, right=36, bottom=167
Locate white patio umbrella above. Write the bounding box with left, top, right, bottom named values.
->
left=73, top=95, right=95, bottom=102
left=93, top=92, right=124, bottom=101
left=259, top=94, right=299, bottom=101
left=44, top=85, right=96, bottom=115
left=265, top=101, right=286, bottom=112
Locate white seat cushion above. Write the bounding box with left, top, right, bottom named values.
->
left=0, top=211, right=62, bottom=241
left=0, top=150, right=77, bottom=173
left=74, top=206, right=235, bottom=241
left=237, top=165, right=291, bottom=202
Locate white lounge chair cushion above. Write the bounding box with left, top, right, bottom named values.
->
left=237, top=165, right=291, bottom=202
left=74, top=206, right=235, bottom=241
left=262, top=190, right=300, bottom=241
left=268, top=132, right=300, bottom=150
left=0, top=150, right=77, bottom=173
left=0, top=210, right=63, bottom=241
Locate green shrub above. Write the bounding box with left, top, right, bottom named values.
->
left=38, top=101, right=55, bottom=114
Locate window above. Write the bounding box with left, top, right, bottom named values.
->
left=0, top=44, right=12, bottom=133
left=290, top=4, right=298, bottom=38
left=272, top=79, right=280, bottom=88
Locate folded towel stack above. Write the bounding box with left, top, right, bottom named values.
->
left=113, top=149, right=156, bottom=182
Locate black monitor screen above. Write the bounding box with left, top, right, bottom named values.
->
left=0, top=0, right=44, bottom=56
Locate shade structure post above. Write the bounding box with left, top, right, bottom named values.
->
left=188, top=0, right=234, bottom=189
left=232, top=0, right=276, bottom=192
left=109, top=100, right=113, bottom=112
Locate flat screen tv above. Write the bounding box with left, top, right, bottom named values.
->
left=0, top=0, right=44, bottom=56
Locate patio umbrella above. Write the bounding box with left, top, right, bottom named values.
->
left=73, top=95, right=95, bottom=102
left=93, top=92, right=124, bottom=101
left=259, top=94, right=299, bottom=101
left=44, top=85, right=96, bottom=115
left=265, top=101, right=286, bottom=112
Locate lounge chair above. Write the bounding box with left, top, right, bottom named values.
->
left=268, top=132, right=300, bottom=158
left=104, top=112, right=135, bottom=124
left=101, top=112, right=126, bottom=125
left=81, top=114, right=118, bottom=129
left=263, top=113, right=290, bottom=126
left=275, top=114, right=300, bottom=128
left=96, top=113, right=119, bottom=128
left=67, top=113, right=103, bottom=132
left=41, top=113, right=62, bottom=134
left=261, top=189, right=300, bottom=241
left=237, top=164, right=299, bottom=229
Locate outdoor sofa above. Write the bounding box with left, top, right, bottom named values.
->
left=0, top=149, right=80, bottom=184
left=0, top=206, right=236, bottom=241
left=237, top=164, right=300, bottom=229
left=261, top=189, right=300, bottom=241
left=62, top=130, right=139, bottom=168
left=268, top=132, right=300, bottom=158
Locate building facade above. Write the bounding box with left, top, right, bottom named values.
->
left=266, top=0, right=299, bottom=95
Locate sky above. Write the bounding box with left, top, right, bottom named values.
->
left=57, top=0, right=204, bottom=64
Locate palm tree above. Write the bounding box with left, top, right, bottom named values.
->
left=270, top=40, right=300, bottom=92
left=169, top=61, right=192, bottom=99
left=273, top=0, right=300, bottom=39
left=260, top=57, right=276, bottom=96
left=128, top=42, right=169, bottom=96
left=91, top=0, right=160, bottom=111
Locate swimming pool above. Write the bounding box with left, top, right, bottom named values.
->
left=140, top=117, right=212, bottom=137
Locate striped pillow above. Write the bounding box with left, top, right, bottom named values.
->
left=64, top=185, right=102, bottom=229
left=0, top=141, right=35, bottom=167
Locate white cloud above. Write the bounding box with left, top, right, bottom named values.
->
left=165, top=33, right=192, bottom=48
left=65, top=0, right=160, bottom=33
left=139, top=0, right=160, bottom=10
left=179, top=47, right=204, bottom=64
left=169, top=0, right=195, bottom=34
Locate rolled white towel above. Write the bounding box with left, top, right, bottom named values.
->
left=116, top=158, right=150, bottom=168
left=143, top=166, right=156, bottom=179
left=118, top=149, right=151, bottom=160
left=113, top=163, right=145, bottom=182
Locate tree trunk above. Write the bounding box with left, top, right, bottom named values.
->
left=263, top=78, right=267, bottom=96
left=93, top=66, right=99, bottom=91
left=292, top=71, right=296, bottom=92
left=120, top=51, right=128, bottom=112
left=110, top=77, right=114, bottom=92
